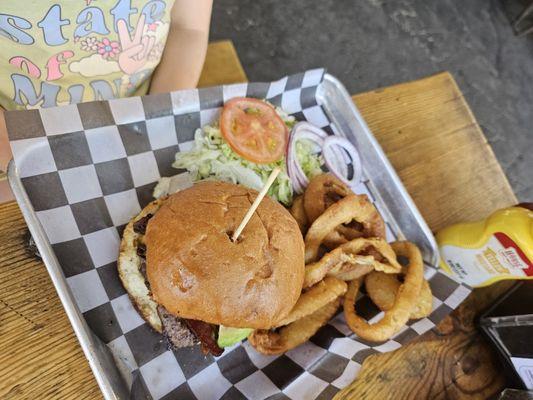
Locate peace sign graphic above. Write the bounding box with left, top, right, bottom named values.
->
left=117, top=14, right=156, bottom=75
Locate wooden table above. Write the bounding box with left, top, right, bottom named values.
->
left=0, top=41, right=517, bottom=399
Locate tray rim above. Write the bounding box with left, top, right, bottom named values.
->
left=7, top=73, right=440, bottom=399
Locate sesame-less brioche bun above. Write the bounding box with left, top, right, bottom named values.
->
left=118, top=198, right=164, bottom=332
left=144, top=181, right=305, bottom=329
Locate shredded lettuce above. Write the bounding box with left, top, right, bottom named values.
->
left=295, top=139, right=323, bottom=179
left=172, top=108, right=321, bottom=205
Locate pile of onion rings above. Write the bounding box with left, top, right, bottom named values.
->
left=249, top=174, right=433, bottom=354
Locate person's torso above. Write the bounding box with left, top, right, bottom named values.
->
left=0, top=0, right=175, bottom=110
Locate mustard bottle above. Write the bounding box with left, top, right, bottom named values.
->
left=436, top=204, right=533, bottom=287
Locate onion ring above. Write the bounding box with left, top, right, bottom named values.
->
left=321, top=226, right=366, bottom=250
left=303, top=174, right=385, bottom=250
left=289, top=195, right=309, bottom=235
left=333, top=265, right=374, bottom=281
left=365, top=272, right=433, bottom=319
left=304, top=238, right=402, bottom=288
left=249, top=297, right=341, bottom=355
left=343, top=241, right=424, bottom=342
left=410, top=279, right=433, bottom=319
left=304, top=194, right=386, bottom=263
left=304, top=173, right=352, bottom=223
left=275, top=276, right=347, bottom=327
left=364, top=272, right=397, bottom=313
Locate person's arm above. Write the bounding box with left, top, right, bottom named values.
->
left=149, top=0, right=212, bottom=93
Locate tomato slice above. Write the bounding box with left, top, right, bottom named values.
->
left=220, top=97, right=288, bottom=164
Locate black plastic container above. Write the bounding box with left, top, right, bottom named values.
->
left=480, top=281, right=533, bottom=390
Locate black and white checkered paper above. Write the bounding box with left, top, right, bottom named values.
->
left=6, top=69, right=471, bottom=400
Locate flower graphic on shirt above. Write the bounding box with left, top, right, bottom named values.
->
left=147, top=22, right=158, bottom=32
left=97, top=38, right=120, bottom=59
left=80, top=37, right=99, bottom=52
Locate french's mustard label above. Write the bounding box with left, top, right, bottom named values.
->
left=440, top=232, right=532, bottom=287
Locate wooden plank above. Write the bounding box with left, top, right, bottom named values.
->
left=352, top=73, right=516, bottom=231
left=197, top=40, right=247, bottom=87
left=0, top=201, right=102, bottom=399
left=0, top=42, right=517, bottom=399
left=335, top=73, right=517, bottom=400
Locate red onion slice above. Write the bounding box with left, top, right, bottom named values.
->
left=296, top=123, right=348, bottom=178
left=322, top=136, right=362, bottom=187
left=286, top=122, right=362, bottom=193
left=287, top=122, right=326, bottom=194
left=286, top=154, right=306, bottom=194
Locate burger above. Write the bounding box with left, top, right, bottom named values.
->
left=118, top=180, right=305, bottom=355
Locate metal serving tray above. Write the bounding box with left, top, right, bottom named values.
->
left=7, top=73, right=439, bottom=399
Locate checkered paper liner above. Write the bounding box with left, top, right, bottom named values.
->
left=6, top=69, right=471, bottom=400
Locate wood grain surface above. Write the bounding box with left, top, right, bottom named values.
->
left=0, top=40, right=517, bottom=399
left=0, top=201, right=103, bottom=399
left=197, top=40, right=247, bottom=88
left=353, top=74, right=516, bottom=232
